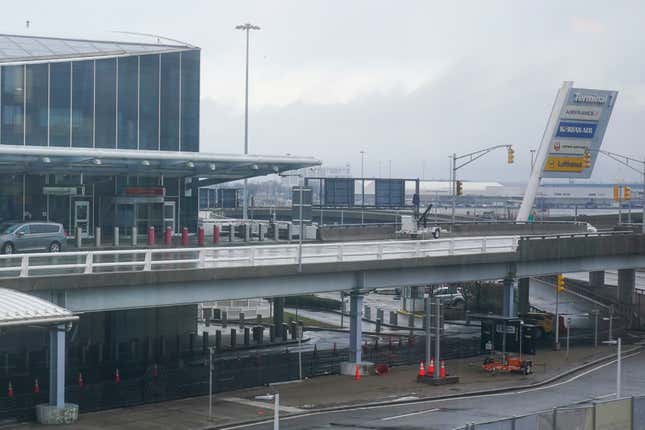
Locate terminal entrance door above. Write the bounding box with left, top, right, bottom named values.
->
left=135, top=203, right=163, bottom=235
left=163, top=201, right=176, bottom=232
left=74, top=201, right=90, bottom=237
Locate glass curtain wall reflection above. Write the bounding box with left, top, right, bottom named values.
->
left=94, top=58, right=116, bottom=149
left=1, top=65, right=25, bottom=146
left=0, top=49, right=199, bottom=152
left=25, top=64, right=48, bottom=146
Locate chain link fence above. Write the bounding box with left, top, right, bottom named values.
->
left=0, top=335, right=480, bottom=422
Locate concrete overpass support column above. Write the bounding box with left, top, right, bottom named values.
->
left=341, top=291, right=374, bottom=376
left=273, top=298, right=285, bottom=339
left=589, top=271, right=606, bottom=288
left=37, top=324, right=78, bottom=424
left=518, top=278, right=530, bottom=316
left=617, top=269, right=635, bottom=305
left=348, top=292, right=363, bottom=364
left=502, top=277, right=516, bottom=317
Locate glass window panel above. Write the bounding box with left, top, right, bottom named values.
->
left=139, top=54, right=159, bottom=150
left=1, top=65, right=25, bottom=146
left=25, top=63, right=48, bottom=146
left=71, top=60, right=93, bottom=148
left=94, top=58, right=116, bottom=149
left=180, top=50, right=200, bottom=152
left=117, top=56, right=138, bottom=149
left=160, top=52, right=180, bottom=151
left=50, top=62, right=70, bottom=147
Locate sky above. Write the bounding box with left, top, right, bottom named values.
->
left=3, top=0, right=645, bottom=184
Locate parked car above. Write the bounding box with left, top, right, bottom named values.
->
left=0, top=221, right=66, bottom=254
left=433, top=286, right=465, bottom=308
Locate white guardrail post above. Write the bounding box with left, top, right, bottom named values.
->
left=449, top=239, right=455, bottom=255
left=377, top=243, right=384, bottom=260
left=337, top=243, right=344, bottom=262
left=481, top=237, right=487, bottom=252
left=84, top=253, right=93, bottom=274
left=249, top=248, right=256, bottom=266
left=20, top=255, right=29, bottom=277
left=198, top=250, right=205, bottom=268
left=144, top=251, right=152, bottom=271
left=415, top=241, right=421, bottom=257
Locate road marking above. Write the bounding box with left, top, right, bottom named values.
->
left=220, top=397, right=305, bottom=413
left=218, top=349, right=643, bottom=429
left=381, top=408, right=440, bottom=421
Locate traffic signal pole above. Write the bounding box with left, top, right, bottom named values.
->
left=450, top=145, right=513, bottom=229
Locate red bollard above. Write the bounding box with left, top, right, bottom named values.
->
left=164, top=226, right=172, bottom=245
left=78, top=372, right=84, bottom=388
left=198, top=227, right=205, bottom=246
left=33, top=379, right=40, bottom=394
left=115, top=368, right=121, bottom=384
left=181, top=227, right=189, bottom=246
left=213, top=225, right=220, bottom=244
left=147, top=226, right=155, bottom=246
left=152, top=364, right=159, bottom=378
left=7, top=381, right=13, bottom=398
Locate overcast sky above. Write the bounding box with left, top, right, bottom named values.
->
left=4, top=1, right=645, bottom=183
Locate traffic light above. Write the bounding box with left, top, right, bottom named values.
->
left=613, top=185, right=620, bottom=202
left=583, top=151, right=591, bottom=168
left=507, top=147, right=514, bottom=164
left=624, top=186, right=631, bottom=200
left=556, top=274, right=565, bottom=293
left=456, top=180, right=463, bottom=196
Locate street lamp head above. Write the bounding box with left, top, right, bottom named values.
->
left=236, top=23, right=261, bottom=31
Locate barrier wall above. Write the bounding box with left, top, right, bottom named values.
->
left=461, top=396, right=640, bottom=430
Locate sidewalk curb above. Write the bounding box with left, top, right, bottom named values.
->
left=208, top=345, right=643, bottom=430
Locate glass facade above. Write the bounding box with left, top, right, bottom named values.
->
left=0, top=49, right=199, bottom=151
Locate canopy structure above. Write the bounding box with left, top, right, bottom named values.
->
left=0, top=145, right=321, bottom=184
left=0, top=33, right=193, bottom=65
left=0, top=288, right=77, bottom=328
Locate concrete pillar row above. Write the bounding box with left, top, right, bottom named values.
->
left=589, top=271, right=606, bottom=288
left=348, top=292, right=364, bottom=364
left=518, top=278, right=530, bottom=316
left=502, top=277, right=516, bottom=318
left=617, top=268, right=635, bottom=305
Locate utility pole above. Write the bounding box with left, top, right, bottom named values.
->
left=554, top=286, right=560, bottom=350
left=236, top=22, right=260, bottom=221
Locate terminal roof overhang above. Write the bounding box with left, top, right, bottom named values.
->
left=0, top=288, right=77, bottom=328
left=0, top=33, right=195, bottom=65
left=0, top=145, right=321, bottom=184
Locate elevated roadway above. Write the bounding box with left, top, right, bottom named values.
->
left=0, top=232, right=643, bottom=313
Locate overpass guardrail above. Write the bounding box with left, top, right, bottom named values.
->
left=0, top=236, right=519, bottom=279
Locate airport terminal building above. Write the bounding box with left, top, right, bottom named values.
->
left=0, top=34, right=317, bottom=235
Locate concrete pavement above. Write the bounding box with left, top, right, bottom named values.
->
left=11, top=343, right=636, bottom=430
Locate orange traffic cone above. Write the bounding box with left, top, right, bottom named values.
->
left=427, top=358, right=435, bottom=377
left=440, top=360, right=446, bottom=378
left=354, top=364, right=361, bottom=381
left=115, top=368, right=121, bottom=384
left=7, top=381, right=13, bottom=398
left=33, top=379, right=40, bottom=394
left=418, top=361, right=425, bottom=378
left=78, top=372, right=84, bottom=388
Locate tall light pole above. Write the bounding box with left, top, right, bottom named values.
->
left=236, top=22, right=260, bottom=220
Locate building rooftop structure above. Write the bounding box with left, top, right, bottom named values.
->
left=0, top=33, right=192, bottom=64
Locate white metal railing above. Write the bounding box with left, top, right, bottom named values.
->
left=0, top=236, right=519, bottom=279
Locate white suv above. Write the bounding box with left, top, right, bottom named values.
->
left=433, top=286, right=465, bottom=308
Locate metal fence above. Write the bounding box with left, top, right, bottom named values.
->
left=455, top=395, right=644, bottom=430
left=0, top=236, right=519, bottom=279
left=0, top=335, right=480, bottom=422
